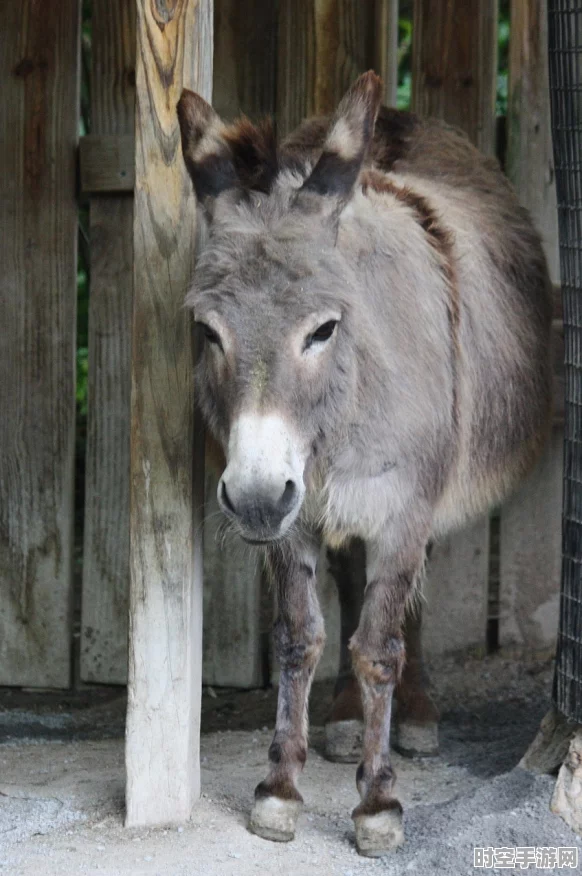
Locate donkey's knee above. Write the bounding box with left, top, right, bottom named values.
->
left=350, top=634, right=406, bottom=688
left=273, top=615, right=325, bottom=674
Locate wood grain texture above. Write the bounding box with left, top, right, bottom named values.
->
left=374, top=0, right=399, bottom=107
left=411, top=0, right=497, bottom=657
left=0, top=0, right=79, bottom=688
left=125, top=0, right=212, bottom=827
left=499, top=0, right=562, bottom=654
left=80, top=0, right=135, bottom=686
left=277, top=0, right=377, bottom=137
left=203, top=472, right=262, bottom=687
left=213, top=0, right=277, bottom=121
left=79, top=134, right=135, bottom=193
left=412, top=0, right=498, bottom=155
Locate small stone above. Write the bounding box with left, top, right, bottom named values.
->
left=144, top=856, right=153, bottom=862
left=177, top=826, right=184, bottom=834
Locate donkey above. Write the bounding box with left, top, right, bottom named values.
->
left=177, top=72, right=552, bottom=856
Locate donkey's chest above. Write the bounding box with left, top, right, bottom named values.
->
left=302, top=457, right=414, bottom=547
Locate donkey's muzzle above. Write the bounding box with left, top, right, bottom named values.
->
left=218, top=476, right=300, bottom=539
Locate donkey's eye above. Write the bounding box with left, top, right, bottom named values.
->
left=306, top=320, right=338, bottom=349
left=201, top=324, right=221, bottom=347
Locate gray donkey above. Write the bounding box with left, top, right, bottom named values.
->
left=177, top=72, right=552, bottom=856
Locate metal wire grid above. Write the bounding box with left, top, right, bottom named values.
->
left=548, top=0, right=582, bottom=722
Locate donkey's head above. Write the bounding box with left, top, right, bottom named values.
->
left=178, top=73, right=382, bottom=543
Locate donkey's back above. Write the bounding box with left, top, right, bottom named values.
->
left=284, top=104, right=553, bottom=538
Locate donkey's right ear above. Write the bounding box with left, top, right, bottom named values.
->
left=177, top=90, right=239, bottom=210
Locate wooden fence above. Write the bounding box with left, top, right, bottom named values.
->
left=1, top=0, right=563, bottom=701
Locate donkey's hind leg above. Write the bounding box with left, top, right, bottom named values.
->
left=325, top=539, right=439, bottom=762
left=249, top=533, right=324, bottom=843
left=394, top=605, right=440, bottom=757
left=324, top=539, right=365, bottom=762
left=350, top=539, right=427, bottom=856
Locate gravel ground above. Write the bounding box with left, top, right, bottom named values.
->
left=0, top=655, right=580, bottom=875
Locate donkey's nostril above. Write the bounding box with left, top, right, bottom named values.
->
left=279, top=479, right=298, bottom=515
left=220, top=480, right=237, bottom=516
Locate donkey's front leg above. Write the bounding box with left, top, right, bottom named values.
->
left=249, top=535, right=324, bottom=843
left=350, top=540, right=427, bottom=856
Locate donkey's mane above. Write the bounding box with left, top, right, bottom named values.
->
left=218, top=105, right=421, bottom=200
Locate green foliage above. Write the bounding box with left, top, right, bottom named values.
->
left=397, top=17, right=413, bottom=110
left=76, top=267, right=89, bottom=419
left=497, top=2, right=510, bottom=117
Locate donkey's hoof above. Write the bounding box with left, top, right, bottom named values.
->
left=353, top=805, right=404, bottom=857
left=248, top=796, right=302, bottom=843
left=393, top=719, right=439, bottom=758
left=324, top=719, right=363, bottom=763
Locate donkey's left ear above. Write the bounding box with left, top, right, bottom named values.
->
left=177, top=89, right=239, bottom=209
left=298, top=71, right=382, bottom=208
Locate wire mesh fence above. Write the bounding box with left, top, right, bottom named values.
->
left=548, top=0, right=582, bottom=722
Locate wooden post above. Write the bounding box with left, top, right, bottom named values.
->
left=375, top=0, right=399, bottom=107
left=80, top=0, right=135, bottom=685
left=412, top=0, right=498, bottom=658
left=125, top=0, right=212, bottom=827
left=213, top=0, right=277, bottom=120
left=277, top=0, right=381, bottom=138
left=0, top=1, right=80, bottom=688
left=498, top=0, right=562, bottom=654
left=412, top=0, right=498, bottom=155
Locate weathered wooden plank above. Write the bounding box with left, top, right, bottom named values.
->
left=125, top=0, right=212, bottom=827
left=499, top=0, right=562, bottom=654
left=203, top=470, right=262, bottom=687
left=80, top=0, right=135, bottom=685
left=213, top=0, right=277, bottom=121
left=277, top=0, right=378, bottom=138
left=200, top=0, right=278, bottom=689
left=79, top=134, right=135, bottom=193
left=375, top=0, right=399, bottom=107
left=412, top=0, right=498, bottom=658
left=412, top=0, right=498, bottom=155
left=0, top=1, right=79, bottom=688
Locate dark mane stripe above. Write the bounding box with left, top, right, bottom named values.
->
left=361, top=170, right=461, bottom=438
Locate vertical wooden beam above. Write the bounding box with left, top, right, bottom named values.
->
left=80, top=0, right=135, bottom=685
left=0, top=1, right=80, bottom=687
left=125, top=0, right=212, bottom=827
left=499, top=0, right=561, bottom=654
left=277, top=0, right=378, bottom=137
left=200, top=0, right=278, bottom=689
left=213, top=0, right=277, bottom=120
left=412, top=0, right=498, bottom=658
left=375, top=0, right=399, bottom=107
left=412, top=0, right=498, bottom=155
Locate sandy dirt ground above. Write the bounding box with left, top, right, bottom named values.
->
left=0, top=655, right=580, bottom=876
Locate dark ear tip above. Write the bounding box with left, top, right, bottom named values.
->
left=177, top=89, right=215, bottom=136
left=352, top=70, right=383, bottom=106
